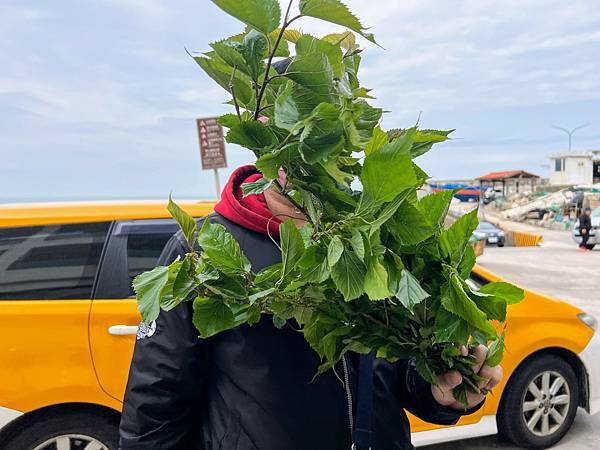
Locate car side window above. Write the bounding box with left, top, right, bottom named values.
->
left=125, top=231, right=173, bottom=296
left=93, top=220, right=179, bottom=299
left=0, top=222, right=111, bottom=300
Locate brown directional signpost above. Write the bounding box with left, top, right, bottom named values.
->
left=196, top=117, right=227, bottom=199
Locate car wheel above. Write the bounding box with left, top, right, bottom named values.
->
left=498, top=355, right=578, bottom=449
left=586, top=244, right=595, bottom=250
left=498, top=243, right=505, bottom=247
left=4, top=411, right=118, bottom=450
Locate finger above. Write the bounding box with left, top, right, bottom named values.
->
left=436, top=370, right=463, bottom=393
left=432, top=370, right=463, bottom=406
left=483, top=365, right=503, bottom=390
left=460, top=345, right=468, bottom=356
left=471, top=344, right=488, bottom=374
left=465, top=391, right=486, bottom=409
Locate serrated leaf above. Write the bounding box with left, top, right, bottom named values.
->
left=419, top=190, right=455, bottom=228
left=439, top=209, right=479, bottom=265
left=274, top=81, right=320, bottom=131
left=226, top=121, right=277, bottom=152
left=362, top=128, right=417, bottom=202
left=395, top=270, right=429, bottom=312
left=197, top=220, right=251, bottom=275
left=133, top=265, right=170, bottom=324
left=441, top=272, right=496, bottom=338
left=349, top=229, right=365, bottom=259
left=285, top=53, right=336, bottom=102
left=365, top=126, right=388, bottom=156
left=241, top=178, right=272, bottom=197
left=282, top=28, right=303, bottom=43
left=193, top=56, right=254, bottom=107
left=478, top=282, right=525, bottom=305
left=211, top=0, right=281, bottom=34
left=364, top=257, right=389, bottom=300
left=327, top=235, right=344, bottom=266
left=299, top=0, right=377, bottom=44
left=323, top=31, right=357, bottom=50
left=298, top=246, right=330, bottom=283
left=368, top=190, right=410, bottom=236
left=434, top=307, right=470, bottom=344
left=241, top=29, right=268, bottom=80
left=172, top=256, right=197, bottom=303
left=255, top=263, right=282, bottom=285
left=167, top=195, right=197, bottom=246
left=280, top=220, right=305, bottom=277
left=192, top=296, right=235, bottom=338
left=331, top=250, right=367, bottom=301
left=486, top=333, right=505, bottom=367
left=296, top=34, right=344, bottom=78
left=248, top=287, right=276, bottom=304
left=388, top=201, right=436, bottom=246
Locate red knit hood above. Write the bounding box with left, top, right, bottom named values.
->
left=214, top=165, right=282, bottom=237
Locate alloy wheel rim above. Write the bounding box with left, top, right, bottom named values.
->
left=522, top=370, right=571, bottom=437
left=33, top=434, right=108, bottom=450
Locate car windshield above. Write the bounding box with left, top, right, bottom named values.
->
left=477, top=222, right=496, bottom=230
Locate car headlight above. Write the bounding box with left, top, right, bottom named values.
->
left=578, top=313, right=598, bottom=331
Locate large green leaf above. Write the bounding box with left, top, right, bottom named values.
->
left=434, top=307, right=470, bottom=344
left=241, top=30, right=268, bottom=80
left=192, top=296, right=236, bottom=338
left=331, top=250, right=367, bottom=301
left=285, top=53, right=336, bottom=102
left=194, top=56, right=254, bottom=106
left=197, top=220, right=251, bottom=275
left=327, top=235, right=344, bottom=266
left=419, top=190, right=455, bottom=228
left=300, top=122, right=344, bottom=164
left=296, top=34, right=344, bottom=78
left=280, top=220, right=305, bottom=277
left=226, top=121, right=277, bottom=152
left=362, top=129, right=417, bottom=202
left=439, top=209, right=479, bottom=265
left=167, top=195, right=197, bottom=247
left=297, top=246, right=330, bottom=283
left=211, top=0, right=281, bottom=34
left=388, top=202, right=436, bottom=246
left=364, top=257, right=389, bottom=300
left=395, top=270, right=430, bottom=312
left=478, top=282, right=525, bottom=305
left=365, top=126, right=388, bottom=156
left=441, top=273, right=496, bottom=338
left=299, top=0, right=376, bottom=44
left=133, top=265, right=170, bottom=323
left=274, top=81, right=320, bottom=131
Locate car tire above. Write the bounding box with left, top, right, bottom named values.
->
left=586, top=244, right=595, bottom=250
left=498, top=354, right=578, bottom=449
left=498, top=243, right=505, bottom=247
left=4, top=410, right=118, bottom=450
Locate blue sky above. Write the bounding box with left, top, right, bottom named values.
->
left=2, top=0, right=600, bottom=202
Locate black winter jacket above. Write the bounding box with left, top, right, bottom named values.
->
left=119, top=214, right=477, bottom=450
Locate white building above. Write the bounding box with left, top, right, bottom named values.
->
left=549, top=151, right=600, bottom=186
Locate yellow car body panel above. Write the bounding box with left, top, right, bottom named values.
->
left=0, top=201, right=595, bottom=442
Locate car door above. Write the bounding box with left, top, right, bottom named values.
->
left=89, top=219, right=179, bottom=401
left=0, top=222, right=110, bottom=412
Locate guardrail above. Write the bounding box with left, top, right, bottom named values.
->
left=508, top=230, right=544, bottom=247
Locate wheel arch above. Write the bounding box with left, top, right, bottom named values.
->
left=498, top=347, right=589, bottom=416
left=0, top=402, right=121, bottom=447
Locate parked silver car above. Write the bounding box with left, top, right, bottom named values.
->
left=572, top=206, right=600, bottom=250
left=475, top=221, right=506, bottom=246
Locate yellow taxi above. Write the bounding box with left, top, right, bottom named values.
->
left=0, top=201, right=598, bottom=450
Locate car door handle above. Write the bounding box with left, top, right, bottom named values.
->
left=108, top=325, right=139, bottom=336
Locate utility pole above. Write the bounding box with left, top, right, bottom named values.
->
left=552, top=123, right=590, bottom=152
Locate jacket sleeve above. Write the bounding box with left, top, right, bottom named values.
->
left=394, top=359, right=483, bottom=426
left=119, top=234, right=207, bottom=450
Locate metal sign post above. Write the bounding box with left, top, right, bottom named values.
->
left=196, top=117, right=228, bottom=200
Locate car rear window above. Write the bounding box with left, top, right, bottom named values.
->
left=0, top=222, right=110, bottom=300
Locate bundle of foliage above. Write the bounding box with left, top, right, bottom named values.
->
left=135, top=0, right=524, bottom=406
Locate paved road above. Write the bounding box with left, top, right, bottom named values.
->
left=422, top=219, right=600, bottom=449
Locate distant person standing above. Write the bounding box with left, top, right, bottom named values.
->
left=578, top=208, right=592, bottom=251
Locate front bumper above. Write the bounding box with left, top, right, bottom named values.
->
left=573, top=230, right=599, bottom=245
left=580, top=332, right=600, bottom=415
